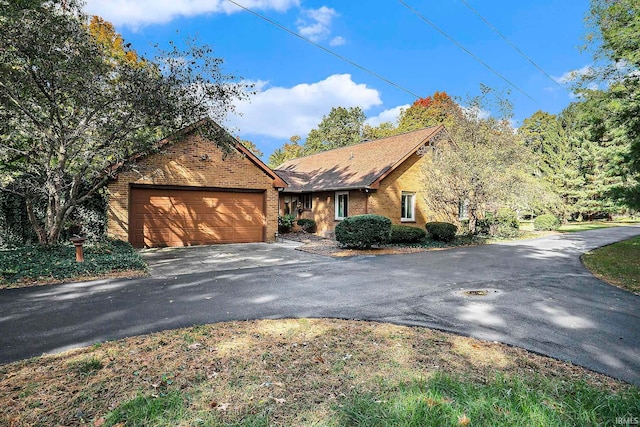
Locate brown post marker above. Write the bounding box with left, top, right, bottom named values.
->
left=70, top=237, right=86, bottom=262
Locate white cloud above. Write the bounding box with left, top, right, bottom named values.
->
left=461, top=105, right=491, bottom=120
left=84, top=0, right=299, bottom=28
left=228, top=74, right=382, bottom=138
left=365, top=104, right=409, bottom=127
left=329, top=36, right=346, bottom=46
left=296, top=6, right=338, bottom=42
left=552, top=65, right=593, bottom=84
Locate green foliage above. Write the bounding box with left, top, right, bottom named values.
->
left=476, top=208, right=521, bottom=238
left=296, top=218, right=316, bottom=232
left=303, top=106, right=366, bottom=155
left=425, top=222, right=457, bottom=242
left=389, top=224, right=427, bottom=243
left=0, top=5, right=248, bottom=245
left=268, top=136, right=304, bottom=168
left=578, top=0, right=640, bottom=209
left=0, top=238, right=147, bottom=286
left=534, top=214, right=562, bottom=231
left=277, top=214, right=296, bottom=233
left=337, top=373, right=640, bottom=427
left=335, top=214, right=391, bottom=249
left=105, top=391, right=186, bottom=427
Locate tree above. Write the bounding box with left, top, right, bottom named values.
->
left=581, top=0, right=640, bottom=208
left=518, top=111, right=572, bottom=215
left=421, top=96, right=556, bottom=232
left=0, top=3, right=248, bottom=244
left=268, top=136, right=304, bottom=167
left=560, top=95, right=632, bottom=218
left=237, top=138, right=264, bottom=158
left=362, top=121, right=397, bottom=140
left=397, top=91, right=460, bottom=133
left=303, top=106, right=366, bottom=155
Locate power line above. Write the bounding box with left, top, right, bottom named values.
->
left=398, top=0, right=536, bottom=102
left=459, top=0, right=563, bottom=89
left=225, top=0, right=423, bottom=99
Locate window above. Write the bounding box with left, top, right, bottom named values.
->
left=458, top=199, right=469, bottom=220
left=301, top=193, right=312, bottom=210
left=283, top=195, right=298, bottom=215
left=335, top=191, right=349, bottom=220
left=401, top=192, right=415, bottom=222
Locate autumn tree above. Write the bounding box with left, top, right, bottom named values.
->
left=269, top=136, right=304, bottom=168
left=421, top=96, right=556, bottom=232
left=303, top=107, right=366, bottom=155
left=0, top=2, right=248, bottom=244
left=397, top=91, right=460, bottom=133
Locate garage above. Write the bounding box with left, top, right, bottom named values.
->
left=129, top=186, right=265, bottom=248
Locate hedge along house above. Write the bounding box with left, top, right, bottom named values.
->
left=274, top=125, right=452, bottom=237
left=107, top=120, right=287, bottom=248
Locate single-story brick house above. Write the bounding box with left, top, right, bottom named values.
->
left=273, top=125, right=452, bottom=237
left=107, top=120, right=286, bottom=248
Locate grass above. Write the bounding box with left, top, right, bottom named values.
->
left=582, top=236, right=640, bottom=294
left=0, top=238, right=147, bottom=288
left=518, top=219, right=640, bottom=234
left=1, top=319, right=637, bottom=426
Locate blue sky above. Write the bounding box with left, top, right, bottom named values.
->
left=84, top=0, right=594, bottom=158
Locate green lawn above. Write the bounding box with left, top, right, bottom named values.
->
left=582, top=236, right=640, bottom=294
left=0, top=239, right=147, bottom=288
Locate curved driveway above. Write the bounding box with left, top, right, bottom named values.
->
left=1, top=227, right=639, bottom=385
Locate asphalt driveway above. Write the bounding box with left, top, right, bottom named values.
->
left=1, top=226, right=639, bottom=385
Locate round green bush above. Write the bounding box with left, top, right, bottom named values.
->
left=534, top=214, right=561, bottom=231
left=278, top=214, right=296, bottom=233
left=335, top=214, right=392, bottom=249
left=296, top=218, right=316, bottom=232
left=425, top=222, right=457, bottom=242
left=475, top=208, right=520, bottom=237
left=389, top=224, right=427, bottom=243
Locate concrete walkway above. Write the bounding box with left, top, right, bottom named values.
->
left=1, top=226, right=639, bottom=385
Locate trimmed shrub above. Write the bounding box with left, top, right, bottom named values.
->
left=534, top=214, right=561, bottom=231
left=389, top=224, right=427, bottom=244
left=425, top=222, right=457, bottom=242
left=278, top=214, right=296, bottom=233
left=296, top=218, right=316, bottom=233
left=335, top=214, right=391, bottom=249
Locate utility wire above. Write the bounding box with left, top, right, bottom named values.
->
left=398, top=0, right=536, bottom=102
left=226, top=0, right=423, bottom=99
left=459, top=0, right=563, bottom=88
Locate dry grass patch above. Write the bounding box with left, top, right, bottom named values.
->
left=0, top=319, right=633, bottom=426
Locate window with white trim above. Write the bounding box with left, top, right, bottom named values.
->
left=458, top=199, right=469, bottom=220
left=401, top=192, right=415, bottom=222
left=335, top=191, right=349, bottom=220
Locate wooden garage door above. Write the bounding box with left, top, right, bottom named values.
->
left=129, top=187, right=265, bottom=248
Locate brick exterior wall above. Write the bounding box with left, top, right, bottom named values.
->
left=107, top=134, right=280, bottom=243
left=279, top=151, right=455, bottom=237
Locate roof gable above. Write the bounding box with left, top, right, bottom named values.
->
left=135, top=118, right=286, bottom=188
left=274, top=125, right=446, bottom=192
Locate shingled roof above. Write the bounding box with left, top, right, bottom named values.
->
left=274, top=125, right=445, bottom=192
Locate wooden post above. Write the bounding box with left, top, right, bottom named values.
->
left=70, top=237, right=86, bottom=262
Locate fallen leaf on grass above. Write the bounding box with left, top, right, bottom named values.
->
left=458, top=414, right=471, bottom=426
left=210, top=401, right=230, bottom=411
left=273, top=397, right=286, bottom=404
left=93, top=417, right=106, bottom=426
